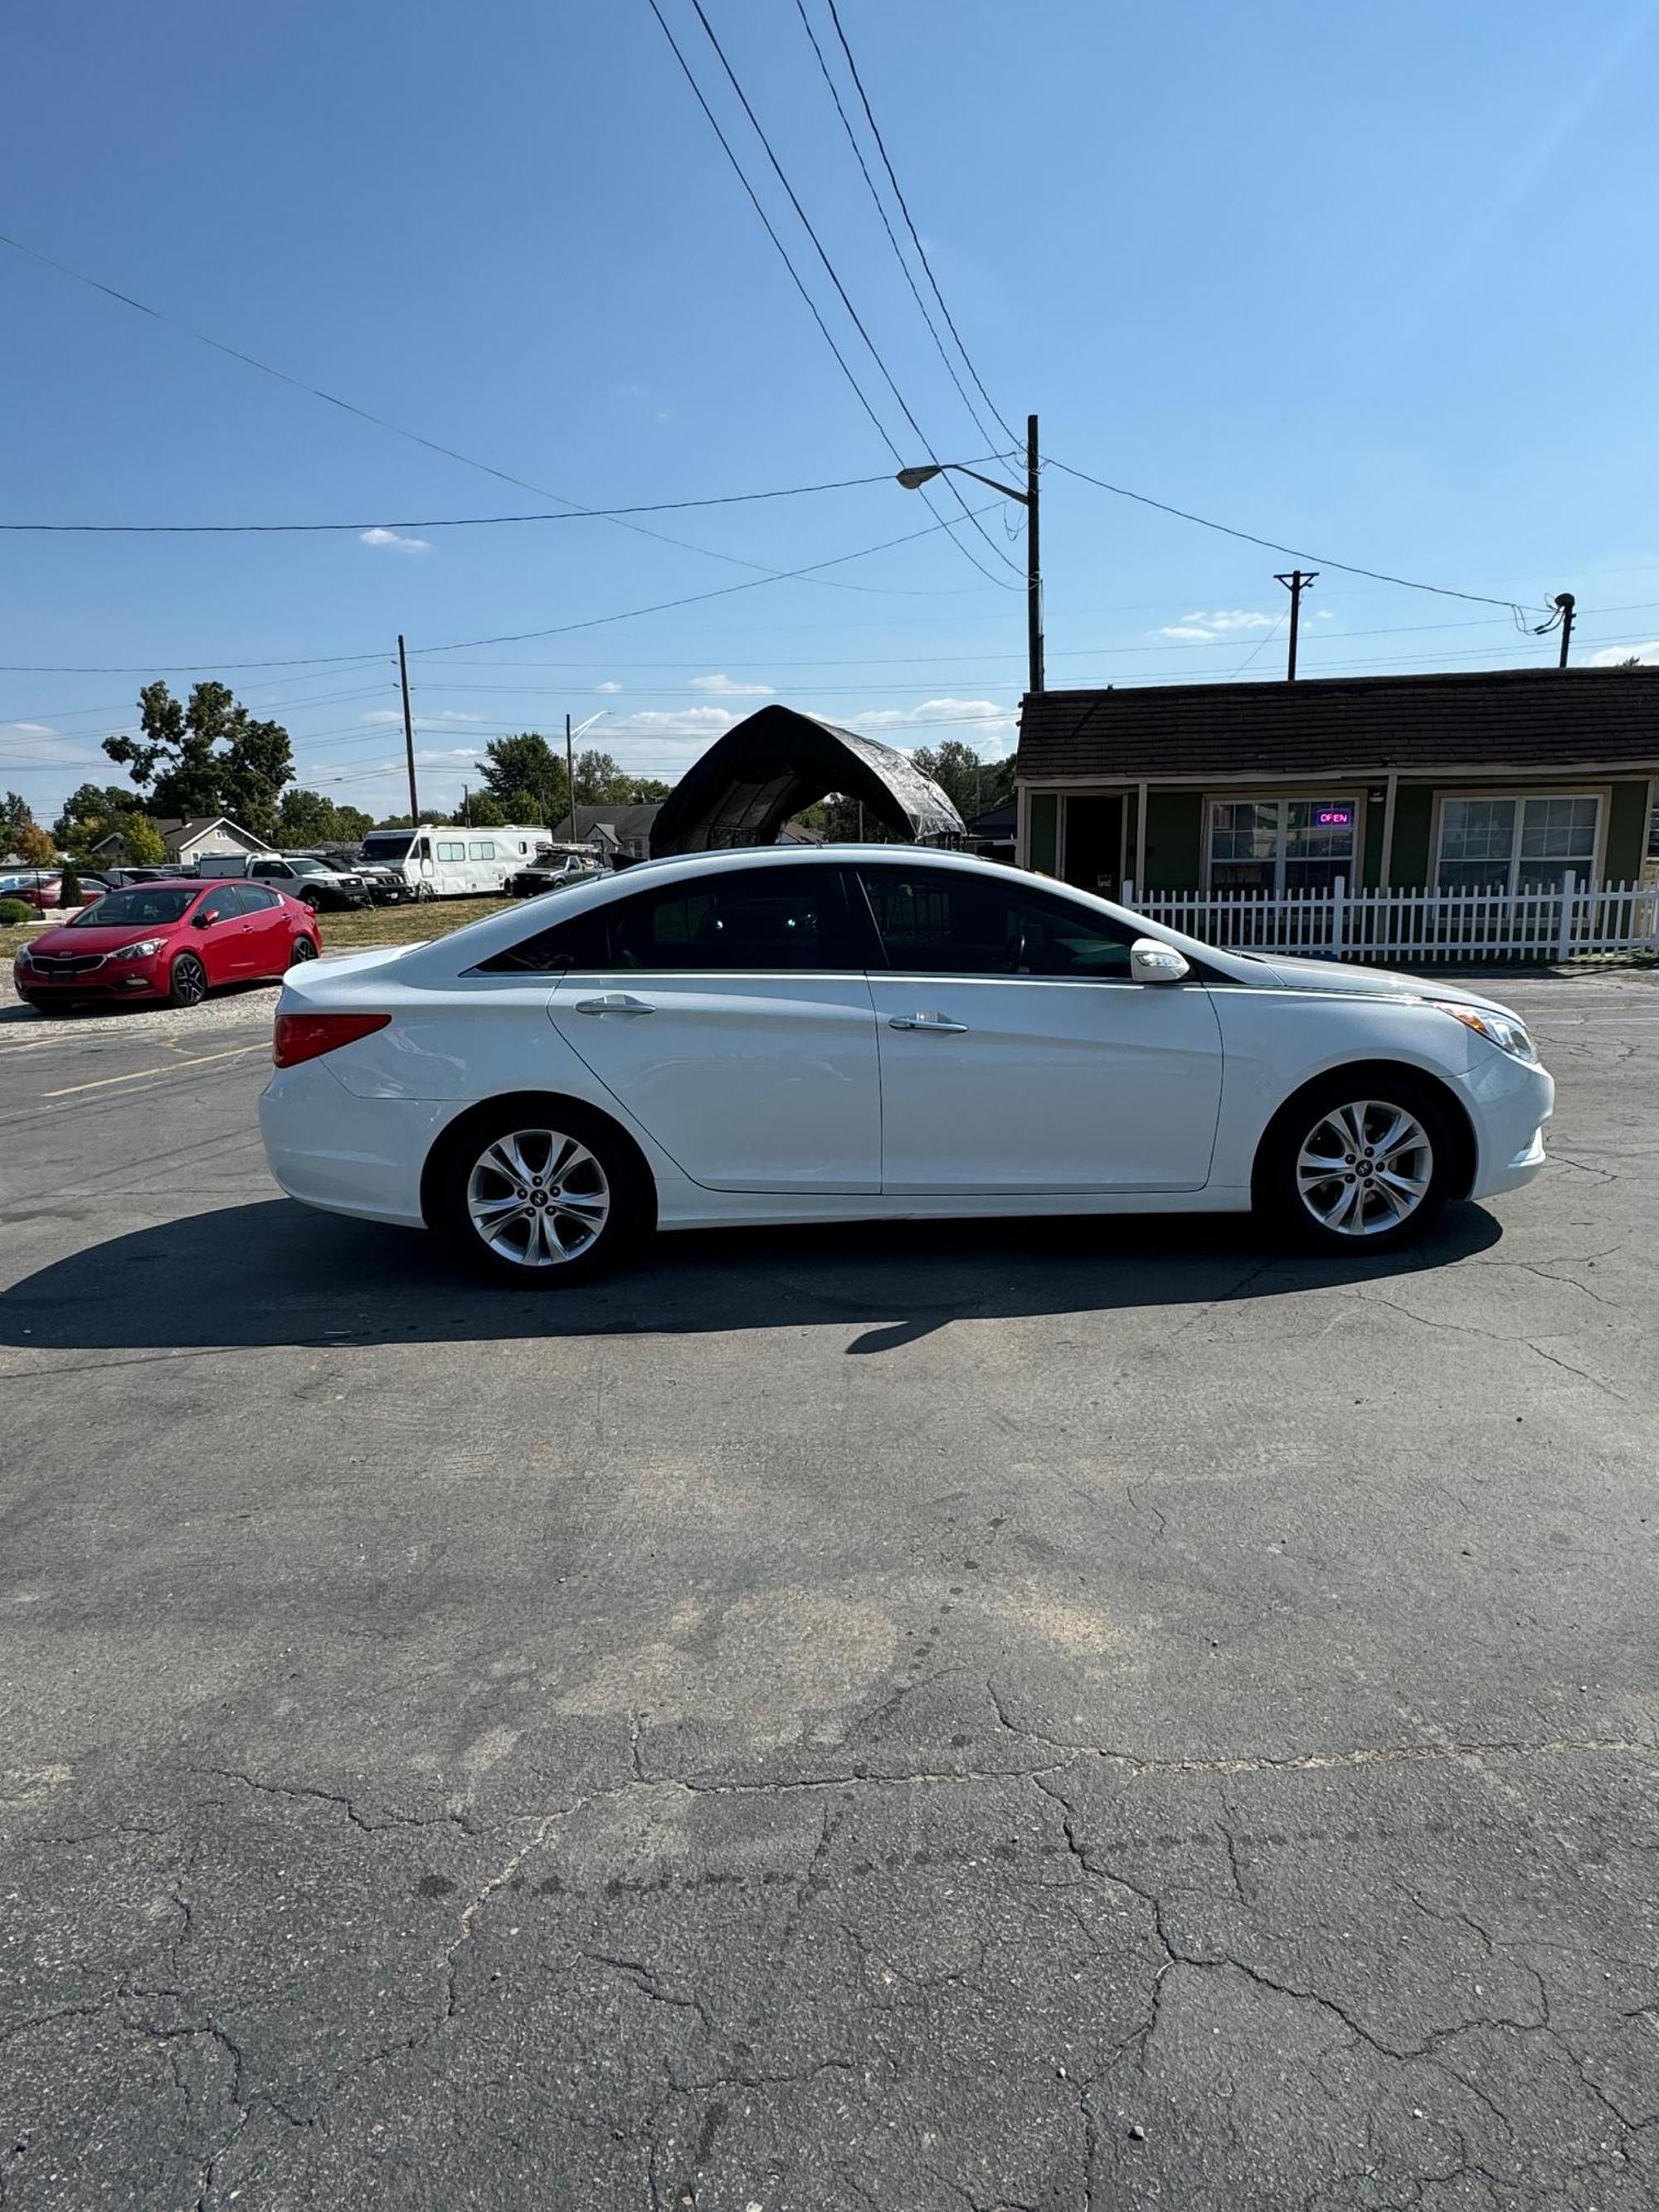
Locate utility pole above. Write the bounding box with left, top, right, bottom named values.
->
left=1026, top=413, right=1045, bottom=694
left=1273, top=569, right=1318, bottom=682
left=397, top=634, right=420, bottom=820
left=460, top=785, right=470, bottom=827
left=565, top=713, right=577, bottom=842
left=1554, top=592, right=1576, bottom=668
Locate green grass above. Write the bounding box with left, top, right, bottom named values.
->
left=314, top=894, right=513, bottom=951
left=1, top=923, right=30, bottom=968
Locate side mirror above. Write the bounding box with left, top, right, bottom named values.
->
left=196, top=908, right=221, bottom=928
left=1130, top=937, right=1190, bottom=985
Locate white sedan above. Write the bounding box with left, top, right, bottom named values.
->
left=259, top=846, right=1553, bottom=1285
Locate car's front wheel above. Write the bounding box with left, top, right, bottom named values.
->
left=168, top=952, right=208, bottom=1009
left=431, top=1103, right=647, bottom=1286
left=1255, top=1072, right=1457, bottom=1253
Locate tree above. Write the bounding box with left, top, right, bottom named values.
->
left=479, top=732, right=568, bottom=826
left=2, top=791, right=34, bottom=847
left=58, top=863, right=83, bottom=907
left=119, top=813, right=168, bottom=867
left=276, top=790, right=374, bottom=848
left=54, top=782, right=143, bottom=854
left=461, top=791, right=507, bottom=828
left=911, top=739, right=1014, bottom=823
left=105, top=681, right=294, bottom=834
left=13, top=818, right=56, bottom=867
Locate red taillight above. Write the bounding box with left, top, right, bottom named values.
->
left=273, top=1012, right=391, bottom=1068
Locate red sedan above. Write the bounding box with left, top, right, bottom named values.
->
left=13, top=877, right=321, bottom=1012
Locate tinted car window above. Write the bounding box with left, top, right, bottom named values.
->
left=859, top=866, right=1138, bottom=980
left=68, top=887, right=199, bottom=928
left=242, top=885, right=280, bottom=911
left=479, top=866, right=854, bottom=975
left=199, top=885, right=248, bottom=919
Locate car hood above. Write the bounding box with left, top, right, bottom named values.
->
left=1252, top=953, right=1517, bottom=1018
left=23, top=922, right=182, bottom=955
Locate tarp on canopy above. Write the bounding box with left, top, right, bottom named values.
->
left=649, top=704, right=965, bottom=854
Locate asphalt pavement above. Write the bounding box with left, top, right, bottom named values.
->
left=2, top=969, right=1657, bottom=2210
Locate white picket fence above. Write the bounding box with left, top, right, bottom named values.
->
left=1120, top=873, right=1659, bottom=965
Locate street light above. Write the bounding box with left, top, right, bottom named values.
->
left=564, top=709, right=607, bottom=838
left=897, top=412, right=1044, bottom=693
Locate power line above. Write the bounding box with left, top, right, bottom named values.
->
left=1044, top=455, right=1549, bottom=616
left=655, top=0, right=1019, bottom=589
left=0, top=229, right=936, bottom=601
left=0, top=469, right=940, bottom=533
left=822, top=0, right=1019, bottom=450
left=790, top=0, right=1001, bottom=456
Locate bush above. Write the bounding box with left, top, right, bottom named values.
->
left=58, top=864, right=82, bottom=907
left=0, top=897, right=31, bottom=926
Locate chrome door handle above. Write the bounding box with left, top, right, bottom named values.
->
left=573, top=993, right=655, bottom=1016
left=888, top=1012, right=969, bottom=1033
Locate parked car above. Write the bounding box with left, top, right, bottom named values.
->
left=15, top=878, right=319, bottom=1011
left=505, top=849, right=606, bottom=898
left=352, top=859, right=419, bottom=905
left=197, top=854, right=371, bottom=911
left=0, top=869, right=63, bottom=912
left=260, top=846, right=1554, bottom=1285
left=71, top=871, right=123, bottom=903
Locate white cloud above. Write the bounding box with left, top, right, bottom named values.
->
left=0, top=722, right=102, bottom=767
left=841, top=698, right=1017, bottom=749
left=1156, top=609, right=1279, bottom=643
left=596, top=680, right=623, bottom=694
left=360, top=527, right=431, bottom=554
left=360, top=707, right=482, bottom=726
left=601, top=707, right=743, bottom=740
left=688, top=673, right=772, bottom=696
left=1591, top=641, right=1659, bottom=666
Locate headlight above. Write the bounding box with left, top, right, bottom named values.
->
left=112, top=936, right=167, bottom=962
left=1431, top=1000, right=1539, bottom=1064
left=13, top=942, right=34, bottom=966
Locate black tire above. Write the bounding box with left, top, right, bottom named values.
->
left=430, top=1100, right=649, bottom=1288
left=288, top=936, right=319, bottom=969
left=168, top=953, right=209, bottom=1009
left=1253, top=1070, right=1457, bottom=1255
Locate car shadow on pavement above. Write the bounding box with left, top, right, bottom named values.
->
left=0, top=1196, right=1502, bottom=1354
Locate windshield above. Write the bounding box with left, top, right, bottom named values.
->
left=285, top=858, right=328, bottom=874
left=361, top=836, right=411, bottom=861
left=69, top=887, right=197, bottom=927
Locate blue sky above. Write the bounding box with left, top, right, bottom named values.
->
left=3, top=0, right=1657, bottom=824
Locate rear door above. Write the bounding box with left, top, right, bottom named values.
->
left=240, top=884, right=292, bottom=975
left=857, top=863, right=1224, bottom=1194
left=540, top=864, right=881, bottom=1193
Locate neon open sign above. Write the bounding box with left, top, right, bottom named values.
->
left=1316, top=806, right=1354, bottom=828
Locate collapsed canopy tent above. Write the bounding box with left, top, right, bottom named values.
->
left=649, top=704, right=965, bottom=855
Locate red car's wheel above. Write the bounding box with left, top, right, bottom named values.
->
left=168, top=952, right=208, bottom=1009
left=288, top=936, right=319, bottom=969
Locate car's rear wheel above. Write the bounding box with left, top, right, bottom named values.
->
left=168, top=953, right=208, bottom=1009
left=1255, top=1072, right=1455, bottom=1253
left=288, top=936, right=319, bottom=969
left=432, top=1103, right=646, bottom=1286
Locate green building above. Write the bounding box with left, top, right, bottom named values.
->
left=1015, top=667, right=1658, bottom=899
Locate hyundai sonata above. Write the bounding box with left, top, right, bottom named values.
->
left=256, top=847, right=1552, bottom=1283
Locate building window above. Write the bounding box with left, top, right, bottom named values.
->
left=1208, top=797, right=1357, bottom=893
left=1436, top=794, right=1598, bottom=892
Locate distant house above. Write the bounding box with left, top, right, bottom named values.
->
left=90, top=815, right=274, bottom=868
left=547, top=803, right=664, bottom=863
left=1014, top=667, right=1659, bottom=897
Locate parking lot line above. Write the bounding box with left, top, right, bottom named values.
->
left=41, top=1041, right=271, bottom=1097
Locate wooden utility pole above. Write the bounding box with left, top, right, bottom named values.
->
left=1273, top=569, right=1318, bottom=681
left=565, top=713, right=577, bottom=841
left=1026, top=413, right=1045, bottom=694
left=397, top=634, right=420, bottom=819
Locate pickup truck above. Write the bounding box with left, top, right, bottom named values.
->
left=195, top=854, right=371, bottom=910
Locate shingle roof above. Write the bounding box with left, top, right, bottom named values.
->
left=1015, top=667, right=1659, bottom=781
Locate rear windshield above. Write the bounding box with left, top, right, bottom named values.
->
left=69, top=887, right=197, bottom=927
left=361, top=836, right=412, bottom=861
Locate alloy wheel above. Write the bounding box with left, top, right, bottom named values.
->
left=465, top=1128, right=611, bottom=1268
left=1295, top=1098, right=1433, bottom=1237
left=171, top=955, right=207, bottom=1008
left=289, top=936, right=319, bottom=966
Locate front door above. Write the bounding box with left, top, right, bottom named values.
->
left=547, top=863, right=881, bottom=1193
left=857, top=863, right=1224, bottom=1194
